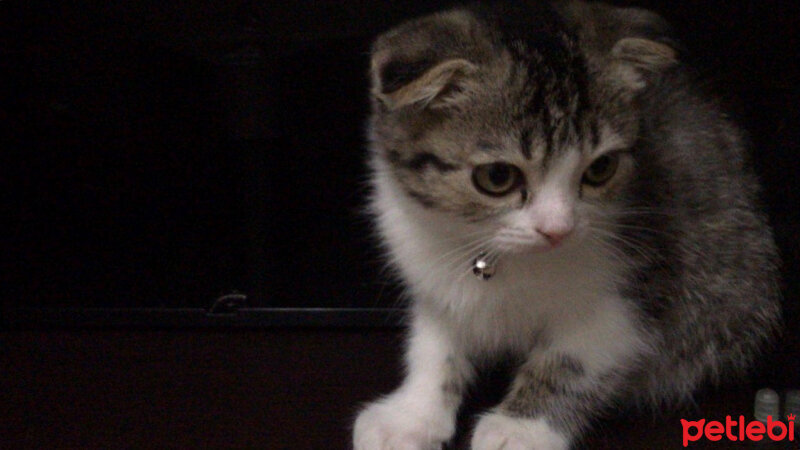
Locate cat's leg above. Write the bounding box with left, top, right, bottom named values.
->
left=471, top=301, right=645, bottom=450
left=354, top=311, right=473, bottom=450
left=471, top=353, right=620, bottom=450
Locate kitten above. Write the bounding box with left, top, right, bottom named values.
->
left=353, top=1, right=781, bottom=449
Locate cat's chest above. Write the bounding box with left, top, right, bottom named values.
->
left=375, top=177, right=632, bottom=353
left=405, top=240, right=627, bottom=355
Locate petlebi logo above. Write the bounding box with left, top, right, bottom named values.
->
left=681, top=414, right=796, bottom=447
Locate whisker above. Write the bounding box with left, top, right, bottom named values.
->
left=428, top=227, right=497, bottom=245
left=612, top=206, right=674, bottom=216
left=427, top=233, right=493, bottom=270
left=587, top=234, right=636, bottom=270
left=589, top=226, right=660, bottom=264
left=589, top=218, right=677, bottom=239
left=423, top=236, right=494, bottom=286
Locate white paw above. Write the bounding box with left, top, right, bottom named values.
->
left=353, top=395, right=455, bottom=450
left=471, top=412, right=568, bottom=450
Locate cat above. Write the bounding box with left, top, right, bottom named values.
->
left=353, top=1, right=782, bottom=449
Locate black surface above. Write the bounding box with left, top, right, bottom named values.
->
left=1, top=307, right=404, bottom=329
left=1, top=329, right=796, bottom=449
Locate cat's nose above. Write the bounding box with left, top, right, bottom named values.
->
left=536, top=227, right=572, bottom=247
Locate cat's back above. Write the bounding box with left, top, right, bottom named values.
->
left=613, top=65, right=782, bottom=394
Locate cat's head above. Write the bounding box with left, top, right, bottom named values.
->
left=369, top=1, right=678, bottom=255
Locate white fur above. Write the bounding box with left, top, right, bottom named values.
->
left=353, top=314, right=472, bottom=449
left=355, top=151, right=647, bottom=448
left=472, top=413, right=569, bottom=450
left=370, top=155, right=642, bottom=358
left=497, top=152, right=581, bottom=251
left=353, top=392, right=455, bottom=450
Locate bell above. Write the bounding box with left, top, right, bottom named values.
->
left=472, top=252, right=496, bottom=280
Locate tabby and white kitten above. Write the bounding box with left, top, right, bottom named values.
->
left=354, top=1, right=781, bottom=448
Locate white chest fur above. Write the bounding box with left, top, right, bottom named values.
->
left=372, top=168, right=641, bottom=363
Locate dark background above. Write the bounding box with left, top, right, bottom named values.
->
left=2, top=0, right=799, bottom=311
left=1, top=0, right=799, bottom=448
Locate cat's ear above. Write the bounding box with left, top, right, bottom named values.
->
left=612, top=37, right=678, bottom=73
left=609, top=37, right=677, bottom=90
left=370, top=56, right=477, bottom=110
left=608, top=8, right=680, bottom=90
left=369, top=10, right=481, bottom=110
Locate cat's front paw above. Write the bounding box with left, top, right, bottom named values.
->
left=471, top=412, right=568, bottom=450
left=353, top=396, right=454, bottom=450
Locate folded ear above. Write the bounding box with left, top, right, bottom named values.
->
left=371, top=56, right=477, bottom=110
left=612, top=37, right=677, bottom=72
left=608, top=8, right=680, bottom=90
left=611, top=37, right=678, bottom=91
left=559, top=1, right=680, bottom=92
left=369, top=10, right=482, bottom=110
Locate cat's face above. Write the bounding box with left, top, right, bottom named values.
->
left=466, top=133, right=637, bottom=255
left=375, top=94, right=639, bottom=256
left=368, top=7, right=668, bottom=256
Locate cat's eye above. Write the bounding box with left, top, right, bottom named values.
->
left=582, top=153, right=620, bottom=187
left=472, top=163, right=522, bottom=196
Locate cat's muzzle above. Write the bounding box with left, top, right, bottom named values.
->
left=472, top=252, right=497, bottom=280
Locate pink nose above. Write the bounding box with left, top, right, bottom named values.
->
left=537, top=228, right=572, bottom=247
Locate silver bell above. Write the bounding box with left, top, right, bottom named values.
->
left=472, top=252, right=496, bottom=280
